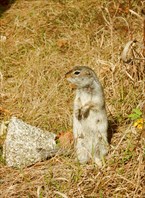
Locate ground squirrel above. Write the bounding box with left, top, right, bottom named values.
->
left=66, top=66, right=108, bottom=167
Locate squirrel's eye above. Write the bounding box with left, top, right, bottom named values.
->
left=74, top=71, right=80, bottom=75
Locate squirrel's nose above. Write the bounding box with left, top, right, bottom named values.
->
left=65, top=71, right=72, bottom=78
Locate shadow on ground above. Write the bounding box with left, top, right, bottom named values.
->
left=108, top=119, right=119, bottom=144
left=0, top=0, right=15, bottom=17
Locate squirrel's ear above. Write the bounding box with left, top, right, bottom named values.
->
left=86, top=70, right=91, bottom=76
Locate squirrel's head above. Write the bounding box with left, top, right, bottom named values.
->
left=65, top=66, right=97, bottom=89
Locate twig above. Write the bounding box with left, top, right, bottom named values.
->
left=129, top=9, right=142, bottom=19
left=121, top=40, right=135, bottom=63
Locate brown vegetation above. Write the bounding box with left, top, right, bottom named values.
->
left=0, top=0, right=144, bottom=197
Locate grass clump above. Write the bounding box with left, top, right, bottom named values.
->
left=0, top=0, right=144, bottom=197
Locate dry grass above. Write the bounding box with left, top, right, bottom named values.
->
left=0, top=0, right=145, bottom=197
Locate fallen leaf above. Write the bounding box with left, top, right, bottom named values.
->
left=56, top=131, right=74, bottom=148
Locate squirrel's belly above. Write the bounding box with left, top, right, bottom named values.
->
left=81, top=110, right=108, bottom=134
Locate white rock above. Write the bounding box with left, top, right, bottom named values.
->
left=3, top=117, right=57, bottom=168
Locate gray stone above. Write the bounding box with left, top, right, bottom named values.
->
left=3, top=117, right=57, bottom=168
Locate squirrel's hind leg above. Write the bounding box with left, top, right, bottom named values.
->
left=75, top=138, right=90, bottom=164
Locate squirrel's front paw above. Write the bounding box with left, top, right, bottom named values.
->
left=75, top=109, right=82, bottom=120
left=81, top=106, right=90, bottom=119
left=75, top=106, right=90, bottom=120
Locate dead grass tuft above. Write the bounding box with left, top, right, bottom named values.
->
left=0, top=0, right=145, bottom=197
